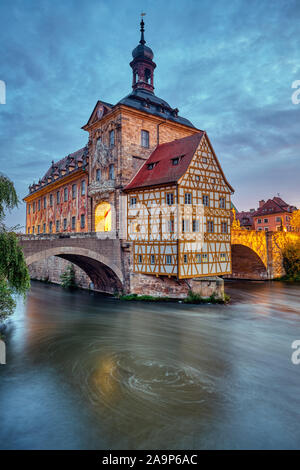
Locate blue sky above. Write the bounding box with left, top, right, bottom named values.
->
left=0, top=0, right=299, bottom=228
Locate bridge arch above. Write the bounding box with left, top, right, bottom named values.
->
left=231, top=244, right=268, bottom=280
left=25, top=246, right=123, bottom=294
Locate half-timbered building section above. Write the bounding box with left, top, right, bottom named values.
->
left=125, top=133, right=234, bottom=278
left=24, top=148, right=89, bottom=235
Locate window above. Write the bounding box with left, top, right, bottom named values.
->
left=220, top=253, right=227, bottom=261
left=49, top=221, right=53, bottom=233
left=28, top=204, right=31, bottom=214
left=202, top=195, right=209, bottom=207
left=43, top=223, right=46, bottom=234
left=130, top=197, right=137, bottom=207
left=27, top=227, right=30, bottom=234
left=109, top=164, right=115, bottom=180
left=56, top=220, right=60, bottom=232
left=63, top=218, right=67, bottom=230
left=286, top=216, right=290, bottom=222
left=264, top=218, right=268, bottom=223
left=207, top=220, right=214, bottom=233
left=202, top=253, right=208, bottom=261
left=172, top=157, right=179, bottom=166
left=138, top=255, right=142, bottom=264
left=258, top=227, right=263, bottom=231
left=32, top=226, right=35, bottom=234
left=195, top=175, right=200, bottom=181
left=150, top=255, right=155, bottom=265
left=168, top=219, right=175, bottom=233
left=81, top=180, right=86, bottom=195
left=109, top=129, right=115, bottom=147
left=56, top=191, right=60, bottom=204
left=202, top=157, right=207, bottom=163
left=96, top=169, right=101, bottom=182
left=185, top=193, right=192, bottom=204
left=192, top=220, right=199, bottom=232
left=37, top=225, right=40, bottom=234
left=166, top=193, right=174, bottom=205
left=64, top=188, right=68, bottom=202
left=221, top=222, right=228, bottom=233
left=33, top=202, right=36, bottom=213
left=50, top=194, right=53, bottom=207
left=264, top=227, right=269, bottom=232
left=166, top=255, right=172, bottom=265
left=38, top=199, right=41, bottom=211
left=72, top=184, right=76, bottom=199
left=72, top=216, right=76, bottom=231
left=147, top=162, right=156, bottom=170
left=276, top=216, right=281, bottom=222
left=196, top=254, right=201, bottom=263
left=183, top=254, right=188, bottom=264
left=257, top=219, right=262, bottom=224
left=182, top=219, right=190, bottom=233
left=80, top=214, right=85, bottom=228
left=220, top=197, right=225, bottom=209
left=141, top=130, right=149, bottom=148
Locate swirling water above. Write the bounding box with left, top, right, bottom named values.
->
left=0, top=280, right=300, bottom=449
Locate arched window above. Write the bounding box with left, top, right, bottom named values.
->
left=95, top=202, right=111, bottom=232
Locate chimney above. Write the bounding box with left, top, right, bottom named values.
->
left=259, top=200, right=265, bottom=208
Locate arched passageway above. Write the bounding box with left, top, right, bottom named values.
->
left=25, top=247, right=123, bottom=294
left=231, top=244, right=268, bottom=280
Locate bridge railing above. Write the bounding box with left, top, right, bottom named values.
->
left=18, top=232, right=106, bottom=241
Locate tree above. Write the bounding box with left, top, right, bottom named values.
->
left=290, top=209, right=300, bottom=231
left=0, top=174, right=30, bottom=322
left=60, top=264, right=78, bottom=290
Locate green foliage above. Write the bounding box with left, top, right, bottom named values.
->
left=282, top=240, right=300, bottom=281
left=0, top=174, right=30, bottom=322
left=60, top=265, right=78, bottom=290
left=0, top=279, right=16, bottom=321
left=183, top=290, right=229, bottom=304
left=119, top=293, right=173, bottom=302
left=0, top=232, right=30, bottom=295
left=0, top=174, right=18, bottom=223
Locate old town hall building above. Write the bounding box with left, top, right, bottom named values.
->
left=24, top=19, right=234, bottom=295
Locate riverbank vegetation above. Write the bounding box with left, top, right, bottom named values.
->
left=119, top=291, right=230, bottom=304
left=60, top=265, right=78, bottom=290
left=0, top=174, right=30, bottom=323
left=279, top=238, right=300, bottom=282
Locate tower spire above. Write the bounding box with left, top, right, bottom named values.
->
left=140, top=13, right=146, bottom=45
left=130, top=13, right=156, bottom=94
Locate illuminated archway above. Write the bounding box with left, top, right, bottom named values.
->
left=95, top=202, right=111, bottom=232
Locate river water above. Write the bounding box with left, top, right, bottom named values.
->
left=0, top=280, right=299, bottom=450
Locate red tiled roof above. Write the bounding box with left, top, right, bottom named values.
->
left=125, top=133, right=204, bottom=190
left=253, top=197, right=297, bottom=217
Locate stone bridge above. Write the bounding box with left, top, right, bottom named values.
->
left=230, top=229, right=299, bottom=280
left=18, top=233, right=130, bottom=293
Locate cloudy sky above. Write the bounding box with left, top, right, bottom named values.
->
left=0, top=0, right=299, bottom=228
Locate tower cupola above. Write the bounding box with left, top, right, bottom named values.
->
left=130, top=17, right=156, bottom=94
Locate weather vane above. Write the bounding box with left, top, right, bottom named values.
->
left=141, top=12, right=146, bottom=18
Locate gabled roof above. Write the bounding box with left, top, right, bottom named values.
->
left=82, top=100, right=114, bottom=129
left=253, top=197, right=297, bottom=217
left=236, top=211, right=254, bottom=227
left=25, top=146, right=88, bottom=197
left=125, top=133, right=204, bottom=190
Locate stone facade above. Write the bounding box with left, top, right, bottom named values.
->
left=130, top=272, right=224, bottom=299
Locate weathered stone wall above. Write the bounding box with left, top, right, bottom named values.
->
left=130, top=272, right=224, bottom=299
left=28, top=256, right=92, bottom=289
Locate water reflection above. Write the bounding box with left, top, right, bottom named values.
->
left=0, top=280, right=300, bottom=449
